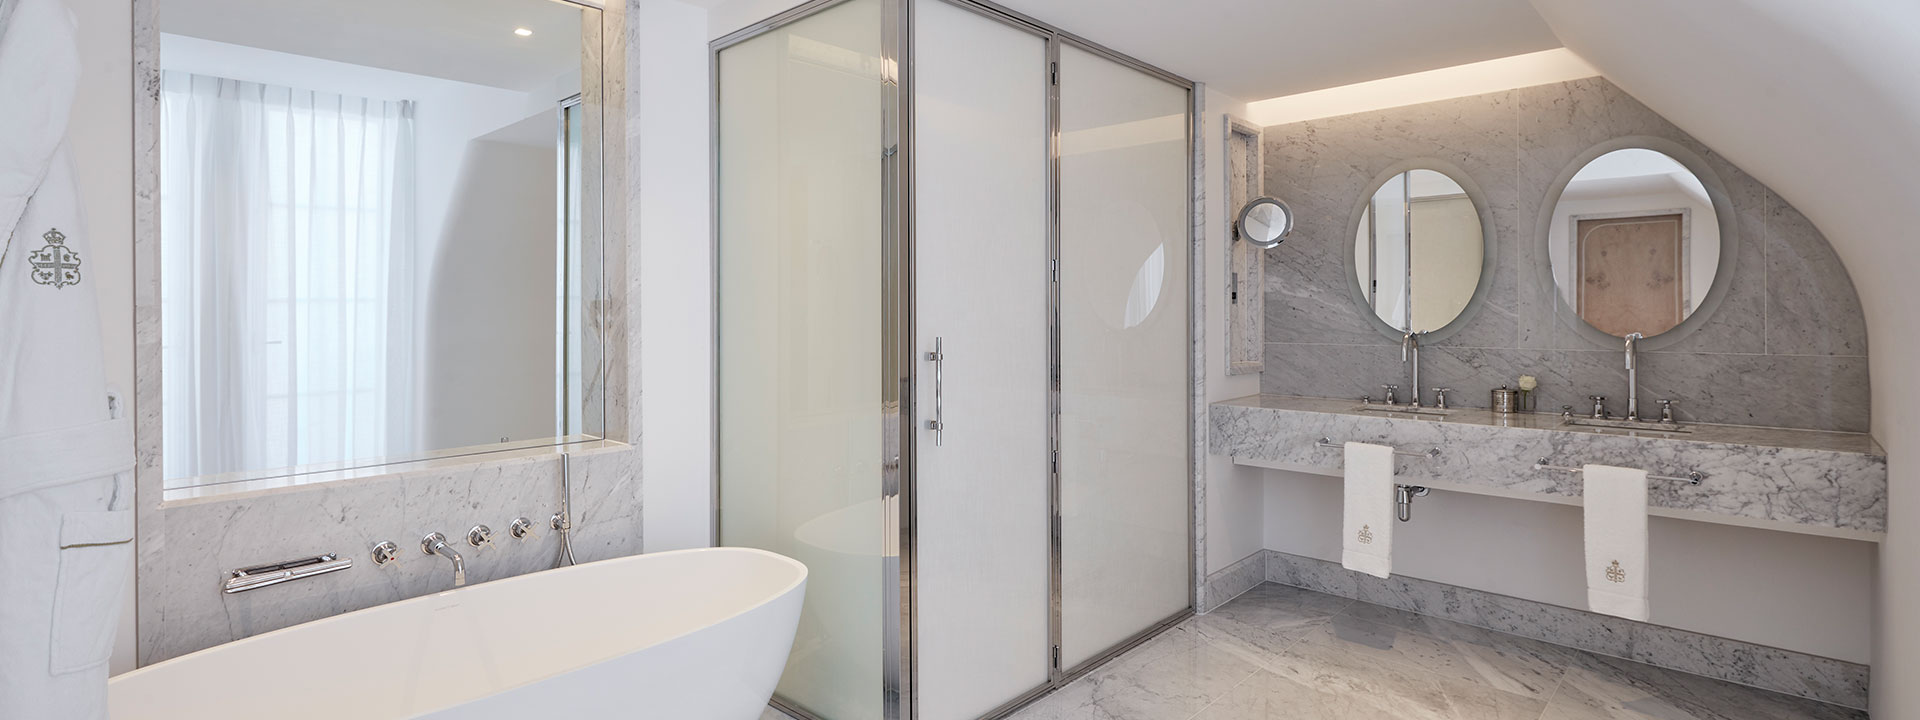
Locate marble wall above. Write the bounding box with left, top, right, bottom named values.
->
left=1259, top=78, right=1870, bottom=432
left=129, top=0, right=642, bottom=664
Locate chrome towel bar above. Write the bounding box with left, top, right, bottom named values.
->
left=1533, top=459, right=1704, bottom=486
left=224, top=553, right=353, bottom=594
left=1315, top=437, right=1441, bottom=460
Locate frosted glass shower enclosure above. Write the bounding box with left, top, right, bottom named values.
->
left=714, top=1, right=1194, bottom=717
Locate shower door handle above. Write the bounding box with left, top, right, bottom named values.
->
left=926, top=337, right=944, bottom=446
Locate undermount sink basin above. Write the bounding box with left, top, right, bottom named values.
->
left=1560, top=417, right=1692, bottom=434
left=1354, top=404, right=1453, bottom=417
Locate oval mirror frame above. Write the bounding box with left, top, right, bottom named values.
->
left=1341, top=159, right=1498, bottom=343
left=1237, top=196, right=1293, bottom=249
left=1535, top=136, right=1740, bottom=351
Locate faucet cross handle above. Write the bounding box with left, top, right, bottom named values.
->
left=1431, top=387, right=1452, bottom=409
left=1381, top=385, right=1399, bottom=405
left=1588, top=395, right=1608, bottom=419
left=1659, top=399, right=1679, bottom=423
left=372, top=541, right=401, bottom=567
left=467, top=525, right=496, bottom=550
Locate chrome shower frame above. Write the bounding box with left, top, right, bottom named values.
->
left=709, top=1, right=1200, bottom=717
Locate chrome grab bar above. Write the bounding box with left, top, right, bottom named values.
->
left=224, top=553, right=352, bottom=594
left=1315, top=437, right=1441, bottom=460
left=1533, top=459, right=1703, bottom=486
left=926, top=337, right=945, bottom=446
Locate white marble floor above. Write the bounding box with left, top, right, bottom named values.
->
left=758, top=583, right=1863, bottom=720
left=1010, top=584, right=1864, bottom=720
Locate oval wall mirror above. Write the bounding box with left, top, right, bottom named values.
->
left=1351, top=168, right=1486, bottom=334
left=1547, top=148, right=1720, bottom=339
left=1237, top=197, right=1292, bottom=249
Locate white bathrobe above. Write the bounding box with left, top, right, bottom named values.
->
left=0, top=1, right=136, bottom=718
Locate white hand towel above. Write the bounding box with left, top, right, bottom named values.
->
left=1342, top=442, right=1396, bottom=579
left=1583, top=464, right=1650, bottom=621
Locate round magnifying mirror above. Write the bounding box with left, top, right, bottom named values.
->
left=1352, top=168, right=1486, bottom=334
left=1547, top=148, right=1720, bottom=340
left=1237, top=197, right=1292, bottom=249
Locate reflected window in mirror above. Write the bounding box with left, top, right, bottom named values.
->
left=1547, top=149, right=1718, bottom=339
left=1352, top=169, right=1484, bottom=334
left=157, top=0, right=604, bottom=487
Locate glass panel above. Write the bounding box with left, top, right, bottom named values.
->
left=156, top=0, right=603, bottom=491
left=716, top=1, right=886, bottom=718
left=1056, top=44, right=1191, bottom=670
left=911, top=1, right=1051, bottom=717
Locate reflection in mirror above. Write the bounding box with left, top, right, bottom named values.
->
left=1548, top=149, right=1717, bottom=338
left=1352, top=169, right=1484, bottom=333
left=157, top=0, right=602, bottom=487
left=1237, top=197, right=1292, bottom=249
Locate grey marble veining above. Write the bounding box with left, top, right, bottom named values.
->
left=1261, top=551, right=1870, bottom=711
left=1012, top=580, right=1861, bottom=720
left=1201, top=550, right=1266, bottom=613
left=1210, top=395, right=1886, bottom=536
left=131, top=0, right=642, bottom=665
left=1259, top=78, right=1869, bottom=433
left=1192, top=87, right=1212, bottom=614
left=1224, top=116, right=1264, bottom=375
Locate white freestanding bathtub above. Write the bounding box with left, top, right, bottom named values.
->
left=108, top=547, right=806, bottom=719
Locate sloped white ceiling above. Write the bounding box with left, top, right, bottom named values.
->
left=1525, top=1, right=1920, bottom=715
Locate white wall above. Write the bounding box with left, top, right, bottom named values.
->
left=67, top=0, right=137, bottom=678
left=1518, top=2, right=1920, bottom=713
left=635, top=0, right=716, bottom=552
left=1201, top=88, right=1265, bottom=573
left=1261, top=468, right=1877, bottom=662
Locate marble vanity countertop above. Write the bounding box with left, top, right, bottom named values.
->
left=1211, top=395, right=1887, bottom=540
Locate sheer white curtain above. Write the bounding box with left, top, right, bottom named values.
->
left=160, top=72, right=416, bottom=479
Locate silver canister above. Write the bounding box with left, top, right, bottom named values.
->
left=1491, top=386, right=1520, bottom=414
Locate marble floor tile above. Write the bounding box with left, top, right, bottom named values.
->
left=1542, top=652, right=1866, bottom=720
left=1011, top=586, right=1860, bottom=720
left=1013, top=623, right=1260, bottom=720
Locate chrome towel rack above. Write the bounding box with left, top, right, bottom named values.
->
left=1315, top=437, right=1441, bottom=460
left=1533, top=459, right=1704, bottom=486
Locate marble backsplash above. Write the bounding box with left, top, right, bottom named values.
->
left=1258, top=78, right=1869, bottom=432
left=138, top=447, right=642, bottom=663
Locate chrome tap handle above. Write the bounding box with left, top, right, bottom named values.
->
left=1659, top=399, right=1678, bottom=423
left=467, top=525, right=495, bottom=550
left=1431, top=387, right=1452, bottom=409
left=1381, top=385, right=1399, bottom=405
left=372, top=541, right=401, bottom=567
left=926, top=337, right=945, bottom=446
left=1561, top=405, right=1575, bottom=420
left=509, top=517, right=540, bottom=540
left=1588, top=395, right=1608, bottom=419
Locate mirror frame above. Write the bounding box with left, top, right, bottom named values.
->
left=1341, top=158, right=1498, bottom=343
left=1534, top=136, right=1740, bottom=351
left=1236, top=196, right=1293, bottom=249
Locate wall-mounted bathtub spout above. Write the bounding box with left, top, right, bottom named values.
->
left=1395, top=485, right=1430, bottom=522
left=422, top=533, right=467, bottom=587
left=552, top=452, right=578, bottom=567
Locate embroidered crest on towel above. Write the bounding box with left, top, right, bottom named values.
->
left=1356, top=524, right=1374, bottom=545
left=28, top=228, right=82, bottom=289
left=1605, top=559, right=1627, bottom=583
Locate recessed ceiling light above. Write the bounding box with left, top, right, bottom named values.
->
left=514, top=28, right=533, bottom=37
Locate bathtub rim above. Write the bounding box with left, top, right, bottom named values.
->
left=109, top=546, right=808, bottom=697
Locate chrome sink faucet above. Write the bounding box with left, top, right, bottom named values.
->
left=1402, top=330, right=1424, bottom=407
left=1623, top=332, right=1644, bottom=421
left=422, top=532, right=467, bottom=587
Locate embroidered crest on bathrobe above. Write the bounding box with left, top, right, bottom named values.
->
left=27, top=226, right=80, bottom=288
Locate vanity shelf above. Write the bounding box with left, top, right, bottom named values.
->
left=1210, top=394, right=1887, bottom=541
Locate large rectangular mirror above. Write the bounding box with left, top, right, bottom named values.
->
left=155, top=0, right=605, bottom=490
